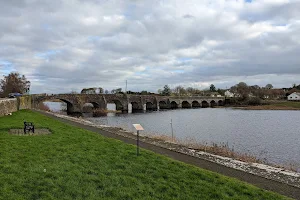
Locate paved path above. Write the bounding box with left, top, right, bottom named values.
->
left=38, top=111, right=300, bottom=199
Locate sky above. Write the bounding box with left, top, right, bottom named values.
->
left=0, top=0, right=300, bottom=94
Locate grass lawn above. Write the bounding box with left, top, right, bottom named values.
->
left=258, top=101, right=300, bottom=110
left=272, top=101, right=300, bottom=108
left=0, top=110, right=290, bottom=199
left=237, top=101, right=300, bottom=110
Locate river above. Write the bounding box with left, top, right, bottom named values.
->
left=45, top=102, right=300, bottom=170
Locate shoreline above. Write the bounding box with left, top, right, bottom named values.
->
left=229, top=101, right=300, bottom=110
left=232, top=106, right=300, bottom=110
left=36, top=109, right=300, bottom=189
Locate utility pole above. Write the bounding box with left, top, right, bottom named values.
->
left=125, top=80, right=127, bottom=93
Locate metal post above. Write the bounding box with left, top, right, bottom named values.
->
left=170, top=118, right=174, bottom=141
left=137, top=130, right=140, bottom=156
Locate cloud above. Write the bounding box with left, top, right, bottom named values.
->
left=0, top=0, right=299, bottom=94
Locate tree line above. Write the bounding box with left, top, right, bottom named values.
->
left=1, top=72, right=300, bottom=99
left=157, top=84, right=226, bottom=96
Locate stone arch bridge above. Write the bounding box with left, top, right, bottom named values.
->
left=32, top=94, right=225, bottom=114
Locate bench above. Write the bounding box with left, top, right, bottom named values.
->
left=24, top=122, right=35, bottom=134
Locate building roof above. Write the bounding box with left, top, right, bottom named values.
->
left=289, top=92, right=300, bottom=96
left=225, top=90, right=233, bottom=93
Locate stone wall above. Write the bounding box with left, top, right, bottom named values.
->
left=19, top=96, right=32, bottom=110
left=0, top=96, right=32, bottom=117
left=0, top=99, right=18, bottom=116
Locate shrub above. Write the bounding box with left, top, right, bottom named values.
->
left=92, top=109, right=107, bottom=117
left=38, top=103, right=50, bottom=111
left=247, top=97, right=262, bottom=106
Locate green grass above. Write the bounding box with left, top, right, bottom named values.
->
left=0, top=110, right=290, bottom=200
left=273, top=101, right=300, bottom=108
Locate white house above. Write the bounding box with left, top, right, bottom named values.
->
left=210, top=92, right=222, bottom=97
left=287, top=92, right=300, bottom=101
left=224, top=90, right=234, bottom=98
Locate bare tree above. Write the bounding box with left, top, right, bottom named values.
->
left=0, top=72, right=30, bottom=97
left=172, top=85, right=186, bottom=96
left=230, top=82, right=250, bottom=99
left=70, top=90, right=78, bottom=94
left=111, top=88, right=122, bottom=94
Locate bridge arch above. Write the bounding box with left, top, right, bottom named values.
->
left=182, top=101, right=191, bottom=108
left=131, top=102, right=141, bottom=111
left=192, top=101, right=201, bottom=108
left=218, top=100, right=223, bottom=106
left=59, top=99, right=75, bottom=113
left=146, top=102, right=156, bottom=110
left=170, top=101, right=178, bottom=109
left=113, top=100, right=124, bottom=111
left=210, top=100, right=217, bottom=107
left=82, top=102, right=100, bottom=113
left=201, top=101, right=209, bottom=108
left=107, top=99, right=124, bottom=111
left=159, top=101, right=168, bottom=109
left=37, top=97, right=76, bottom=114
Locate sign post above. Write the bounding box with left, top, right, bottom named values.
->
left=170, top=118, right=174, bottom=141
left=132, top=124, right=144, bottom=156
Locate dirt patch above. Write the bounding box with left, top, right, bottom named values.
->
left=9, top=128, right=51, bottom=136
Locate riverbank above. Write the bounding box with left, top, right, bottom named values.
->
left=38, top=109, right=300, bottom=198
left=232, top=101, right=300, bottom=110
left=0, top=110, right=294, bottom=199
left=46, top=110, right=300, bottom=185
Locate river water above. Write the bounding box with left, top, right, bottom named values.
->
left=45, top=102, right=300, bottom=169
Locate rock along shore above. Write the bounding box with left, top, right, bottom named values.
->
left=39, top=110, right=300, bottom=189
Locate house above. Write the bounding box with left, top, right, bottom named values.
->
left=224, top=90, right=234, bottom=98
left=248, top=93, right=255, bottom=98
left=287, top=92, right=300, bottom=101
left=210, top=92, right=222, bottom=97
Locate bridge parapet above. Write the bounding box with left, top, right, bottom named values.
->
left=31, top=94, right=225, bottom=114
left=169, top=96, right=225, bottom=100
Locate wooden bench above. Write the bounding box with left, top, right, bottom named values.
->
left=24, top=122, right=35, bottom=134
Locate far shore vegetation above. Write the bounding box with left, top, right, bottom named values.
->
left=233, top=101, right=300, bottom=110
left=0, top=110, right=290, bottom=199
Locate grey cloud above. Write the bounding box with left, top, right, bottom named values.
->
left=240, top=1, right=300, bottom=23
left=0, top=0, right=299, bottom=94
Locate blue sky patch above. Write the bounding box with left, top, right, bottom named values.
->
left=35, top=50, right=61, bottom=59
left=88, top=35, right=102, bottom=42
left=41, top=24, right=52, bottom=31
left=0, top=60, right=15, bottom=74
left=173, top=69, right=185, bottom=73
left=123, top=3, right=136, bottom=19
